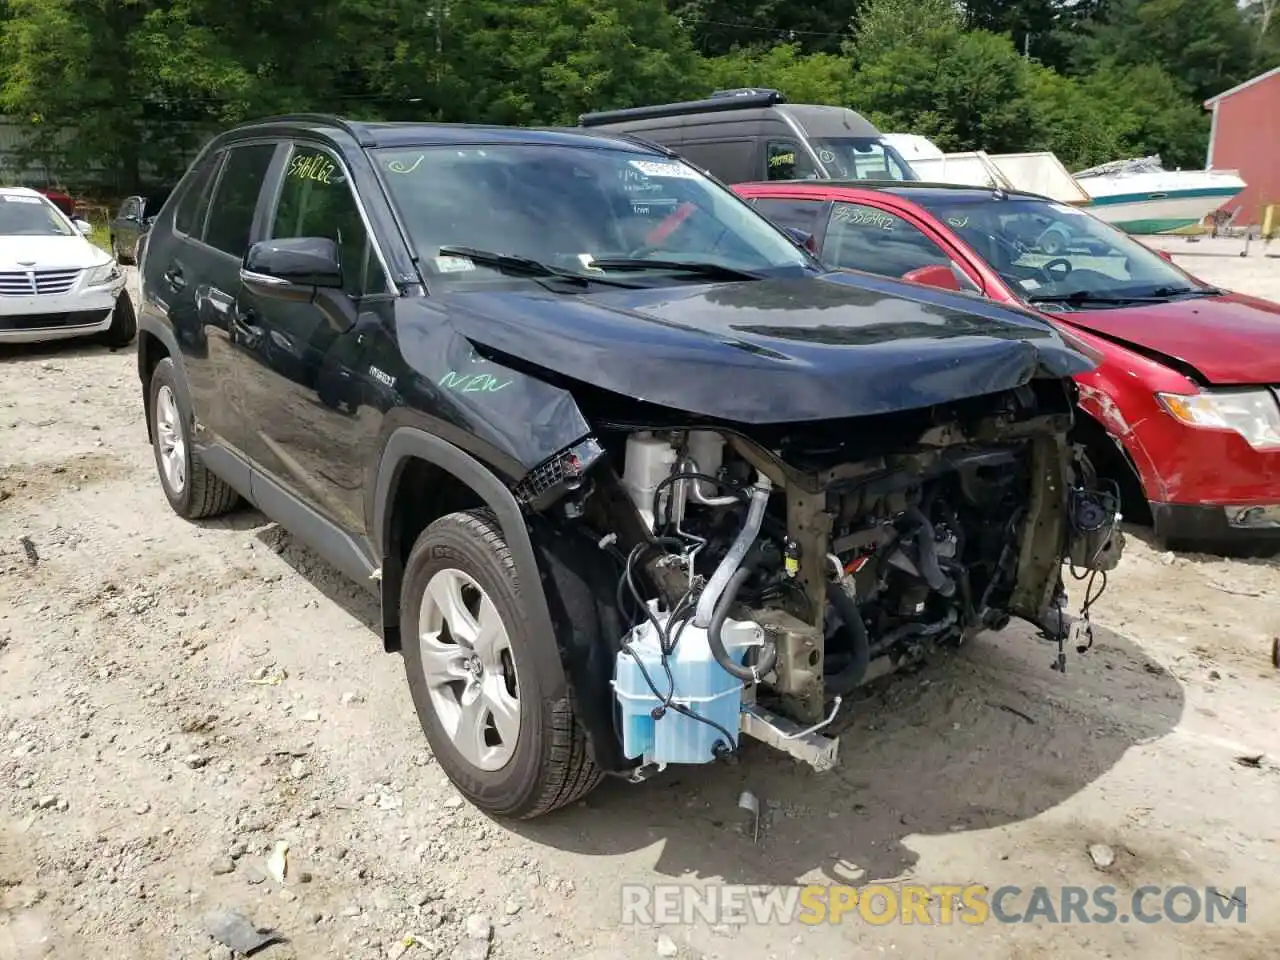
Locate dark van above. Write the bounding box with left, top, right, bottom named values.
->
left=579, top=88, right=919, bottom=185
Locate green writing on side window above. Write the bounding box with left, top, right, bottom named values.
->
left=439, top=370, right=512, bottom=393
left=288, top=153, right=336, bottom=184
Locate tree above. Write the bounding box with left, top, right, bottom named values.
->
left=1078, top=61, right=1211, bottom=168
left=852, top=24, right=1038, bottom=152
left=380, top=0, right=702, bottom=125
left=846, top=0, right=963, bottom=65
left=667, top=0, right=862, bottom=57
left=1073, top=0, right=1254, bottom=102
left=702, top=43, right=855, bottom=105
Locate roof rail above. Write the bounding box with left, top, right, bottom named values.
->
left=579, top=88, right=787, bottom=127
left=243, top=113, right=377, bottom=146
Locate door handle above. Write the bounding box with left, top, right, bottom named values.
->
left=163, top=267, right=186, bottom=291
left=231, top=309, right=262, bottom=334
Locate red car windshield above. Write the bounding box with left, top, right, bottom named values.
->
left=910, top=195, right=1209, bottom=304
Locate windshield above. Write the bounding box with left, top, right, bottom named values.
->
left=0, top=194, right=73, bottom=236
left=373, top=144, right=814, bottom=289
left=811, top=138, right=917, bottom=182
left=908, top=194, right=1205, bottom=303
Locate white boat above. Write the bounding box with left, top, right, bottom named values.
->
left=1071, top=156, right=1246, bottom=234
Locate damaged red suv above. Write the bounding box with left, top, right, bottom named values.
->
left=735, top=181, right=1280, bottom=552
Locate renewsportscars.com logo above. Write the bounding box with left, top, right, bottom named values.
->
left=621, top=883, right=1248, bottom=926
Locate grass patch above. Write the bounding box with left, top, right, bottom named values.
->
left=89, top=224, right=111, bottom=253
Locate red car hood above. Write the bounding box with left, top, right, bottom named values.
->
left=1053, top=293, right=1280, bottom=384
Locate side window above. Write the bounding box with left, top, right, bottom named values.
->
left=766, top=141, right=817, bottom=181
left=751, top=198, right=828, bottom=242
left=203, top=144, right=276, bottom=257
left=678, top=139, right=756, bottom=184
left=174, top=154, right=222, bottom=237
left=825, top=202, right=951, bottom=278
left=270, top=146, right=387, bottom=297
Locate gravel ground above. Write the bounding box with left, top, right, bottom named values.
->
left=1, top=260, right=1279, bottom=960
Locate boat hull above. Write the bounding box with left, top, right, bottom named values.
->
left=1082, top=186, right=1244, bottom=234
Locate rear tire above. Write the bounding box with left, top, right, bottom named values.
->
left=401, top=509, right=602, bottom=818
left=100, top=290, right=137, bottom=348
left=112, top=237, right=135, bottom=266
left=147, top=357, right=239, bottom=520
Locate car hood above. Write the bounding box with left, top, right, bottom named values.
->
left=0, top=234, right=106, bottom=270
left=1052, top=292, right=1280, bottom=385
left=432, top=271, right=1093, bottom=423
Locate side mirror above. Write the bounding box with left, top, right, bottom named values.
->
left=241, top=237, right=342, bottom=293
left=901, top=263, right=963, bottom=292
left=782, top=226, right=816, bottom=252
left=73, top=219, right=92, bottom=236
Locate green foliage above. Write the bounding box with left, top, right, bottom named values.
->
left=0, top=0, right=1260, bottom=194
left=702, top=43, right=855, bottom=105
left=846, top=0, right=962, bottom=65
left=1072, top=0, right=1256, bottom=101
left=851, top=26, right=1037, bottom=153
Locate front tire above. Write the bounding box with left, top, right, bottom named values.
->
left=147, top=357, right=239, bottom=519
left=100, top=290, right=137, bottom=348
left=401, top=510, right=601, bottom=818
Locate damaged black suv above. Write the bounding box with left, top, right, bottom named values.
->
left=136, top=114, right=1122, bottom=819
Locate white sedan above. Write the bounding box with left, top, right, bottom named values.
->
left=0, top=186, right=134, bottom=346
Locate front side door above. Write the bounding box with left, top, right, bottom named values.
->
left=749, top=195, right=832, bottom=251
left=814, top=199, right=986, bottom=293
left=176, top=141, right=281, bottom=457
left=238, top=140, right=395, bottom=539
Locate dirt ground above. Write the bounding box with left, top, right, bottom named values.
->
left=2, top=256, right=1279, bottom=960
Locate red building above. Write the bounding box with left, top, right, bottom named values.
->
left=1204, top=65, right=1280, bottom=229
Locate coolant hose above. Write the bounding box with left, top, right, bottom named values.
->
left=904, top=506, right=956, bottom=598
left=823, top=580, right=871, bottom=697
left=707, top=566, right=778, bottom=683
left=693, top=474, right=772, bottom=628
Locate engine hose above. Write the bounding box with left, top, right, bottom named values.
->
left=904, top=505, right=956, bottom=598
left=823, top=580, right=871, bottom=697
left=873, top=608, right=960, bottom=653
left=707, top=566, right=778, bottom=684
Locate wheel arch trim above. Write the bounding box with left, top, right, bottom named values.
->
left=372, top=426, right=568, bottom=700
left=137, top=318, right=193, bottom=446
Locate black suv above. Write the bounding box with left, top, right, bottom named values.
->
left=136, top=115, right=1120, bottom=819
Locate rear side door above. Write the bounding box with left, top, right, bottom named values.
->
left=155, top=141, right=282, bottom=457
left=237, top=140, right=396, bottom=539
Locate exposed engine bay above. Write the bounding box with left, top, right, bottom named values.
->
left=527, top=379, right=1124, bottom=776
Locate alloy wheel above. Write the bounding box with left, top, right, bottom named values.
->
left=154, top=385, right=187, bottom=494
left=418, top=568, right=521, bottom=771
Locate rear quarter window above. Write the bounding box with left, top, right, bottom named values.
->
left=174, top=153, right=223, bottom=238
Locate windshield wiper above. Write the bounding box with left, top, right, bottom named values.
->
left=434, top=246, right=634, bottom=289
left=1145, top=284, right=1224, bottom=298
left=1027, top=291, right=1168, bottom=305
left=585, top=258, right=762, bottom=281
